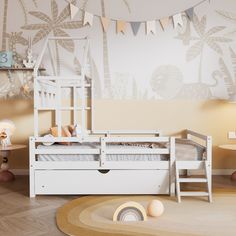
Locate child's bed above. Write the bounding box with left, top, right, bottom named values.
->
left=29, top=37, right=212, bottom=198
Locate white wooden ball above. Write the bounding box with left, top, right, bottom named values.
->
left=147, top=200, right=164, bottom=217
left=1, top=162, right=9, bottom=171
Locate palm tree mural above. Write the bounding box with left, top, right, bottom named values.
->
left=101, top=0, right=131, bottom=98
left=183, top=13, right=232, bottom=83
left=213, top=48, right=236, bottom=97
left=151, top=13, right=233, bottom=100
left=21, top=0, right=82, bottom=75
left=217, top=10, right=236, bottom=36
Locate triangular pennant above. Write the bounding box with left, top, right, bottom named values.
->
left=83, top=11, right=94, bottom=26
left=70, top=3, right=79, bottom=19
left=130, top=22, right=141, bottom=36
left=117, top=20, right=126, bottom=34
left=173, top=13, right=183, bottom=28
left=146, top=21, right=156, bottom=34
left=101, top=17, right=110, bottom=32
left=186, top=8, right=194, bottom=20
left=159, top=17, right=170, bottom=31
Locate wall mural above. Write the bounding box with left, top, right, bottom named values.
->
left=0, top=0, right=235, bottom=100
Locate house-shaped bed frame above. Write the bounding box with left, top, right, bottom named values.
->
left=29, top=37, right=212, bottom=202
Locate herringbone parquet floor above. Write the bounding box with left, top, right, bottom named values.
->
left=0, top=175, right=235, bottom=236
left=0, top=176, right=77, bottom=236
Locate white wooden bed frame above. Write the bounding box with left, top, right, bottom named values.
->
left=29, top=37, right=212, bottom=200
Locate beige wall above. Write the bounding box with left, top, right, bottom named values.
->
left=1, top=0, right=236, bottom=171
left=3, top=99, right=236, bottom=170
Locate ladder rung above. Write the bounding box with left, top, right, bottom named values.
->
left=180, top=191, right=209, bottom=196
left=176, top=161, right=204, bottom=169
left=179, top=178, right=207, bottom=183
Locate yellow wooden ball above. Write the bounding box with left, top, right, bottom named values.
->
left=147, top=200, right=164, bottom=217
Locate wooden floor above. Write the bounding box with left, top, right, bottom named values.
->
left=0, top=175, right=235, bottom=236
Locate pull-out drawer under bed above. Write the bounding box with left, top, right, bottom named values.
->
left=35, top=169, right=170, bottom=195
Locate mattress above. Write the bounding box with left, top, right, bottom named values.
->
left=37, top=143, right=164, bottom=162
left=37, top=140, right=205, bottom=162
left=175, top=139, right=206, bottom=161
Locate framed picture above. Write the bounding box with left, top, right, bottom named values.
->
left=0, top=51, right=13, bottom=68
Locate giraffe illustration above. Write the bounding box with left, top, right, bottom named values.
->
left=5, top=32, right=28, bottom=66
left=1, top=0, right=8, bottom=51
left=100, top=0, right=131, bottom=98
left=1, top=0, right=36, bottom=51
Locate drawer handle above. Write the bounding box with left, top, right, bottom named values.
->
left=98, top=169, right=110, bottom=174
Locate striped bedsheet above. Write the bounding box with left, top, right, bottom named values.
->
left=36, top=140, right=205, bottom=162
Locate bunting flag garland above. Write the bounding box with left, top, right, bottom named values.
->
left=146, top=21, right=156, bottom=35
left=70, top=3, right=79, bottom=19
left=117, top=20, right=126, bottom=34
left=186, top=8, right=194, bottom=20
left=130, top=22, right=141, bottom=36
left=83, top=11, right=94, bottom=26
left=65, top=0, right=209, bottom=35
left=159, top=17, right=170, bottom=31
left=172, top=13, right=183, bottom=28
left=101, top=17, right=110, bottom=32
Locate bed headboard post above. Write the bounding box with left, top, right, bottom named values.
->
left=34, top=38, right=49, bottom=137
left=56, top=79, right=62, bottom=136
left=34, top=78, right=39, bottom=137
left=206, top=136, right=212, bottom=163
left=34, top=37, right=49, bottom=78
left=89, top=48, right=95, bottom=133
left=100, top=137, right=106, bottom=167
left=80, top=38, right=90, bottom=137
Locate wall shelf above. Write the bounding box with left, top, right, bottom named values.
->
left=0, top=67, right=46, bottom=80
left=0, top=68, right=45, bottom=71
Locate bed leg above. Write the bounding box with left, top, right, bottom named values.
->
left=29, top=168, right=35, bottom=198
left=186, top=169, right=191, bottom=176
left=30, top=187, right=36, bottom=198
left=29, top=137, right=36, bottom=198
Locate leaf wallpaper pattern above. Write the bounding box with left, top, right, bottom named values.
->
left=0, top=0, right=235, bottom=100
left=213, top=47, right=236, bottom=96
left=216, top=10, right=236, bottom=36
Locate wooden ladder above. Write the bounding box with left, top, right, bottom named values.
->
left=175, top=161, right=212, bottom=203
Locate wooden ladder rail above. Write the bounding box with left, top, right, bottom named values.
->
left=175, top=160, right=212, bottom=203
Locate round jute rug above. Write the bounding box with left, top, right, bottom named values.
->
left=56, top=195, right=236, bottom=236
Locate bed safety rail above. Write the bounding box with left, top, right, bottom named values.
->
left=186, top=129, right=212, bottom=163
left=93, top=130, right=161, bottom=136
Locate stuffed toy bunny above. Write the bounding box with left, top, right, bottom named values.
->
left=0, top=120, right=15, bottom=147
